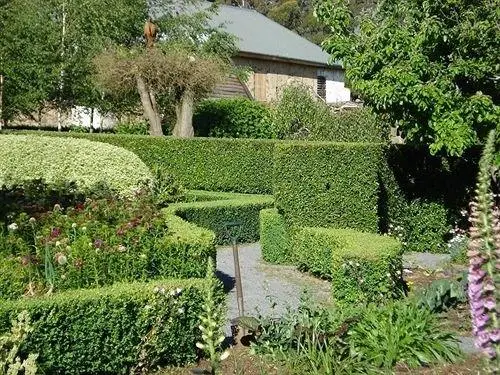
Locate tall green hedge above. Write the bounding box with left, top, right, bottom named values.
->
left=293, top=227, right=403, bottom=303
left=259, top=208, right=291, bottom=264
left=0, top=135, right=152, bottom=196
left=25, top=132, right=276, bottom=194
left=0, top=279, right=216, bottom=374
left=166, top=192, right=274, bottom=245
left=274, top=142, right=382, bottom=232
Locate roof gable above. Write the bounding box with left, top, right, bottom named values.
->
left=209, top=5, right=341, bottom=68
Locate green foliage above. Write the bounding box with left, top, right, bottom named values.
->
left=273, top=141, right=381, bottom=231
left=272, top=85, right=387, bottom=142
left=0, top=279, right=214, bottom=374
left=394, top=200, right=452, bottom=253
left=0, top=135, right=152, bottom=196
left=259, top=209, right=290, bottom=264
left=416, top=278, right=467, bottom=313
left=0, top=311, right=38, bottom=375
left=147, top=167, right=186, bottom=207
left=38, top=132, right=276, bottom=194
left=293, top=227, right=403, bottom=303
left=194, top=98, right=275, bottom=139
left=316, top=0, right=500, bottom=156
left=349, top=301, right=461, bottom=369
left=166, top=192, right=274, bottom=245
left=195, top=258, right=229, bottom=375
left=114, top=120, right=149, bottom=135
left=0, top=195, right=216, bottom=299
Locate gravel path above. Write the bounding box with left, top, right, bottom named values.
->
left=216, top=243, right=478, bottom=353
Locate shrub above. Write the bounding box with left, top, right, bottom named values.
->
left=394, top=200, right=452, bottom=253
left=0, top=135, right=152, bottom=196
left=166, top=193, right=274, bottom=245
left=0, top=279, right=217, bottom=374
left=0, top=196, right=216, bottom=299
left=293, top=227, right=403, bottom=303
left=274, top=141, right=381, bottom=232
left=349, top=301, right=461, bottom=369
left=259, top=209, right=290, bottom=264
left=194, top=98, right=275, bottom=139
left=38, top=133, right=276, bottom=194
left=114, top=120, right=149, bottom=135
left=272, top=84, right=387, bottom=142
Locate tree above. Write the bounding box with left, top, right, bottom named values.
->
left=94, top=5, right=236, bottom=137
left=316, top=0, right=500, bottom=156
left=0, top=0, right=146, bottom=126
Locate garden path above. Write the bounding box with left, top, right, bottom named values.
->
left=216, top=243, right=478, bottom=353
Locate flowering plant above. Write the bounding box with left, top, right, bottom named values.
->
left=467, top=130, right=499, bottom=372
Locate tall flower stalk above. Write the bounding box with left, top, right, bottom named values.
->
left=467, top=130, right=499, bottom=372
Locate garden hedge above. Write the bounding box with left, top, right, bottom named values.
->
left=259, top=208, right=291, bottom=264
left=0, top=279, right=217, bottom=374
left=166, top=192, right=274, bottom=245
left=274, top=141, right=381, bottom=232
left=27, top=132, right=276, bottom=194
left=0, top=135, right=152, bottom=196
left=293, top=227, right=403, bottom=303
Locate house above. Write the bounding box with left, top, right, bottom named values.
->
left=209, top=5, right=351, bottom=104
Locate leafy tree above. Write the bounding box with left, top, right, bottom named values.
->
left=316, top=0, right=500, bottom=156
left=94, top=5, right=237, bottom=137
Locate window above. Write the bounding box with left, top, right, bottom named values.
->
left=317, top=76, right=326, bottom=100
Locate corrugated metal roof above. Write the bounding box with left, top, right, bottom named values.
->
left=209, top=5, right=341, bottom=68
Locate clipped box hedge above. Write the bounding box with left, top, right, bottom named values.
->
left=34, top=133, right=277, bottom=194
left=293, top=227, right=403, bottom=304
left=260, top=208, right=290, bottom=264
left=274, top=142, right=382, bottom=232
left=0, top=135, right=152, bottom=195
left=0, top=279, right=215, bottom=374
left=166, top=192, right=274, bottom=245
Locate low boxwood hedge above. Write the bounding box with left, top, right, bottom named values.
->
left=274, top=141, right=381, bottom=232
left=0, top=135, right=152, bottom=196
left=26, top=132, right=277, bottom=194
left=166, top=192, right=274, bottom=245
left=259, top=208, right=290, bottom=264
left=293, top=227, right=403, bottom=304
left=0, top=279, right=216, bottom=374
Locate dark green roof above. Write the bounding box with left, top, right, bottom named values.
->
left=210, top=5, right=342, bottom=68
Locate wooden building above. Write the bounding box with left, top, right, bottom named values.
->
left=209, top=5, right=351, bottom=104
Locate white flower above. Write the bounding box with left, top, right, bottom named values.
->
left=29, top=217, right=36, bottom=224
left=176, top=287, right=182, bottom=295
left=53, top=204, right=61, bottom=211
left=177, top=308, right=184, bottom=314
left=71, top=223, right=77, bottom=228
left=7, top=223, right=18, bottom=231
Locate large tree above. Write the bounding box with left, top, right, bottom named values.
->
left=94, top=4, right=236, bottom=137
left=316, top=0, right=500, bottom=156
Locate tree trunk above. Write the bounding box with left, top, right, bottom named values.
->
left=136, top=76, right=162, bottom=136
left=173, top=89, right=194, bottom=138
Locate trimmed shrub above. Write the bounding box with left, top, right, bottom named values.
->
left=293, top=227, right=403, bottom=303
left=166, top=193, right=274, bottom=245
left=274, top=141, right=381, bottom=232
left=0, top=279, right=216, bottom=374
left=194, top=98, right=275, bottom=139
left=114, top=120, right=149, bottom=135
left=394, top=200, right=452, bottom=253
left=259, top=208, right=290, bottom=264
left=33, top=133, right=276, bottom=194
left=0, top=135, right=152, bottom=196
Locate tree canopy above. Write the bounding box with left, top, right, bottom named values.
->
left=316, top=0, right=500, bottom=156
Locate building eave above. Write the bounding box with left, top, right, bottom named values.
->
left=236, top=51, right=343, bottom=70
